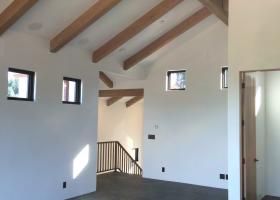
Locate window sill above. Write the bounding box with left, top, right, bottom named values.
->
left=7, top=97, right=34, bottom=102
left=62, top=101, right=81, bottom=105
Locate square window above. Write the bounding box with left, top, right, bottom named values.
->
left=62, top=77, right=82, bottom=104
left=8, top=68, right=35, bottom=101
left=167, top=70, right=186, bottom=91
left=221, top=67, right=228, bottom=89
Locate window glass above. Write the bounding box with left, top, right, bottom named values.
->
left=8, top=68, right=35, bottom=101
left=62, top=77, right=81, bottom=104
left=8, top=71, right=29, bottom=98
left=167, top=70, right=186, bottom=90
left=222, top=67, right=228, bottom=89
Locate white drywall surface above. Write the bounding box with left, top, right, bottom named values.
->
left=228, top=0, right=280, bottom=199
left=0, top=31, right=98, bottom=200
left=142, top=20, right=228, bottom=189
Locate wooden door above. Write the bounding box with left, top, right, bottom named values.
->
left=243, top=73, right=257, bottom=200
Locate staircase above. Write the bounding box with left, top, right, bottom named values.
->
left=97, top=141, right=142, bottom=175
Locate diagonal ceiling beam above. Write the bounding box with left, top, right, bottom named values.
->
left=99, top=89, right=144, bottom=97
left=106, top=96, right=122, bottom=106
left=0, top=0, right=38, bottom=35
left=198, top=0, right=228, bottom=25
left=50, top=0, right=121, bottom=52
left=126, top=96, right=143, bottom=108
left=99, top=71, right=113, bottom=88
left=222, top=0, right=228, bottom=13
left=123, top=7, right=211, bottom=70
left=92, top=0, right=183, bottom=62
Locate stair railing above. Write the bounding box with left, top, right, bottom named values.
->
left=97, top=141, right=142, bottom=175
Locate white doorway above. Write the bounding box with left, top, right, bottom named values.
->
left=241, top=71, right=280, bottom=200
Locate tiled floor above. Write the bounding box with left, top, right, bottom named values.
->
left=70, top=172, right=228, bottom=200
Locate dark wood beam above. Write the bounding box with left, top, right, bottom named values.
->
left=0, top=0, right=38, bottom=35
left=92, top=0, right=183, bottom=62
left=99, top=89, right=144, bottom=97
left=198, top=0, right=228, bottom=25
left=50, top=0, right=121, bottom=52
left=126, top=96, right=143, bottom=108
left=123, top=7, right=211, bottom=70
left=99, top=71, right=113, bottom=88
left=222, top=0, right=228, bottom=13
left=106, top=96, right=122, bottom=106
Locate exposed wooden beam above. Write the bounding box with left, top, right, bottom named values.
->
left=126, top=96, right=143, bottom=108
left=92, top=0, right=183, bottom=62
left=99, top=71, right=113, bottom=88
left=198, top=0, right=228, bottom=25
left=50, top=0, right=121, bottom=52
left=0, top=0, right=38, bottom=35
left=123, top=7, right=211, bottom=70
left=99, top=89, right=144, bottom=97
left=222, top=0, right=228, bottom=13
left=106, top=96, right=122, bottom=106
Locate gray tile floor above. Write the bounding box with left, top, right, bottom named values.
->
left=70, top=172, right=228, bottom=200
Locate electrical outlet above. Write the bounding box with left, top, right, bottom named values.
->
left=148, top=134, right=155, bottom=140
left=162, top=167, right=165, bottom=172
left=220, top=174, right=225, bottom=180
left=63, top=181, right=67, bottom=189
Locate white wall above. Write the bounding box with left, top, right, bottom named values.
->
left=228, top=0, right=280, bottom=199
left=0, top=31, right=99, bottom=200
left=143, top=19, right=228, bottom=189
left=98, top=99, right=144, bottom=166
left=265, top=71, right=280, bottom=197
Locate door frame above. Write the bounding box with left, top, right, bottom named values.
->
left=240, top=69, right=280, bottom=200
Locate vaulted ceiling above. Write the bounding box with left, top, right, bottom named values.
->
left=0, top=0, right=228, bottom=79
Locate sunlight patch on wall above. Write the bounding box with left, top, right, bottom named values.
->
left=126, top=137, right=134, bottom=151
left=255, top=86, right=262, bottom=116
left=73, top=144, right=89, bottom=179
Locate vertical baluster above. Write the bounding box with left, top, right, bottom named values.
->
left=110, top=142, right=112, bottom=170
left=119, top=144, right=121, bottom=172
left=114, top=142, right=117, bottom=171
left=109, top=142, right=111, bottom=171
left=125, top=154, right=127, bottom=173
left=110, top=142, right=114, bottom=170
left=101, top=143, right=103, bottom=172
left=103, top=143, right=106, bottom=171
left=99, top=143, right=101, bottom=172
left=103, top=143, right=105, bottom=172
left=107, top=142, right=109, bottom=171
left=119, top=145, right=121, bottom=172
left=124, top=153, right=126, bottom=173
left=121, top=146, right=123, bottom=172
left=98, top=144, right=100, bottom=173
left=105, top=142, right=108, bottom=171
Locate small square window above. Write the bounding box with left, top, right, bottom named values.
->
left=8, top=68, right=35, bottom=101
left=167, top=70, right=186, bottom=91
left=221, top=67, right=228, bottom=89
left=62, top=77, right=82, bottom=105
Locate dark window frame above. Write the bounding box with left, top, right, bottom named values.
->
left=167, top=70, right=186, bottom=91
left=7, top=68, right=35, bottom=101
left=222, top=67, right=228, bottom=89
left=62, top=77, right=82, bottom=105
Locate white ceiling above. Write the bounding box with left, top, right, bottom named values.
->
left=0, top=0, right=221, bottom=79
